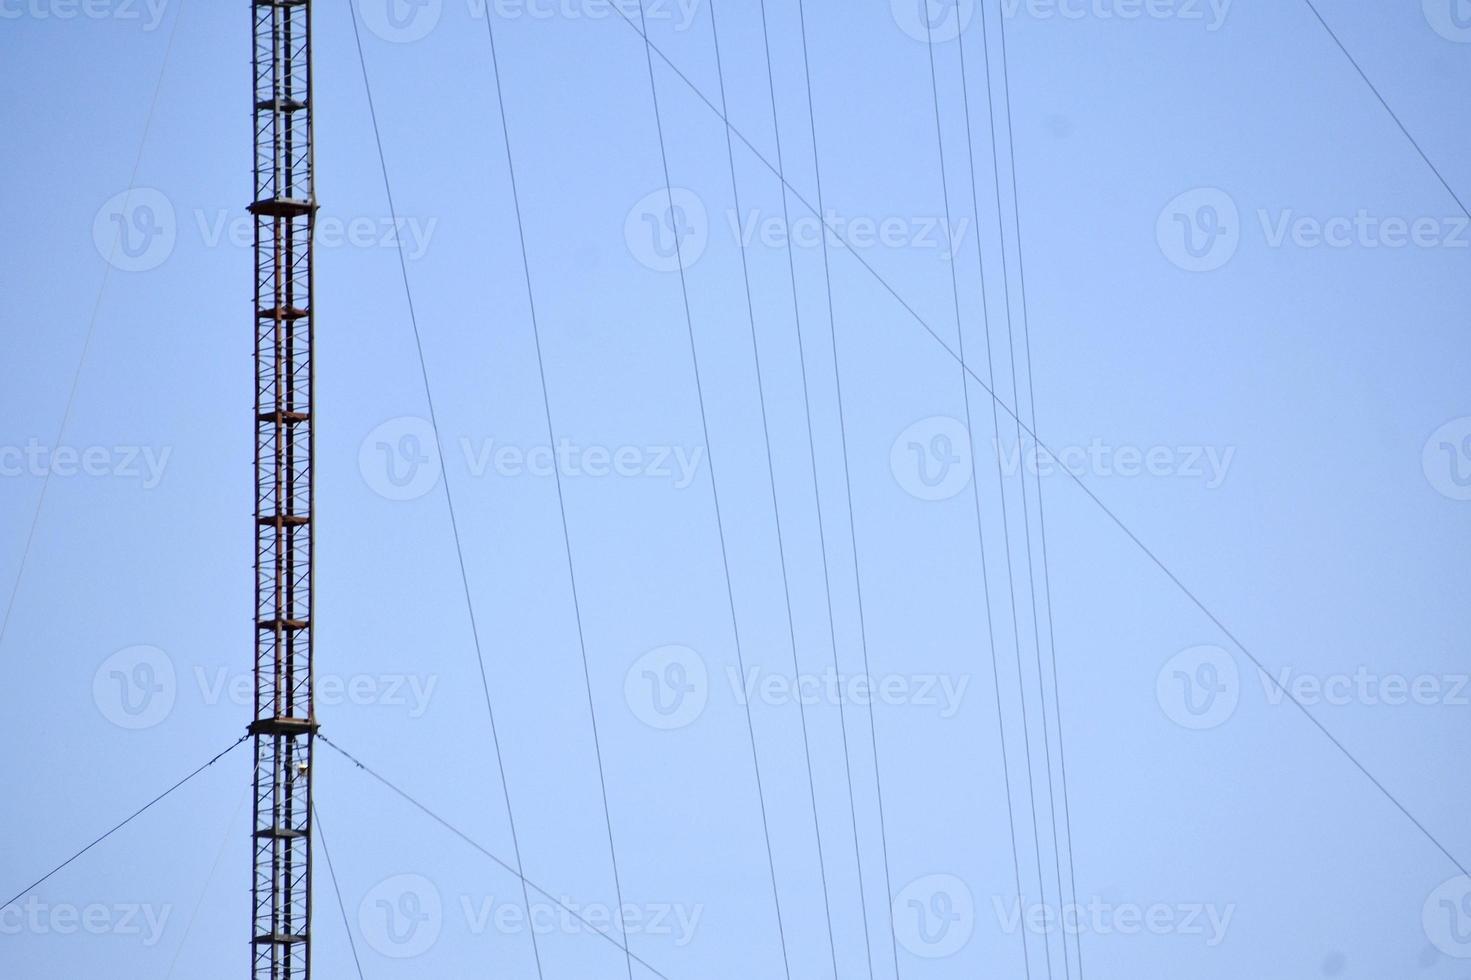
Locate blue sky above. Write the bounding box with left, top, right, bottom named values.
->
left=3, top=1, right=1471, bottom=978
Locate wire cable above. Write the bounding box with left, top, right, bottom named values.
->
left=993, top=7, right=1086, bottom=976
left=2, top=734, right=247, bottom=911
left=607, top=0, right=1470, bottom=882
left=1300, top=0, right=1469, bottom=220
left=707, top=0, right=841, bottom=974
left=633, top=2, right=794, bottom=976
left=345, top=25, right=1470, bottom=980
left=971, top=7, right=1065, bottom=977
left=791, top=3, right=904, bottom=974
left=926, top=11, right=1034, bottom=979
left=315, top=803, right=367, bottom=980
left=944, top=11, right=1058, bottom=979
left=754, top=2, right=878, bottom=974
left=479, top=10, right=633, bottom=979
left=0, top=0, right=188, bottom=656
left=320, top=735, right=675, bottom=980
left=163, top=784, right=251, bottom=980
left=346, top=9, right=546, bottom=976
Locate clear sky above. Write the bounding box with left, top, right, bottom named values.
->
left=3, top=1, right=1471, bottom=978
